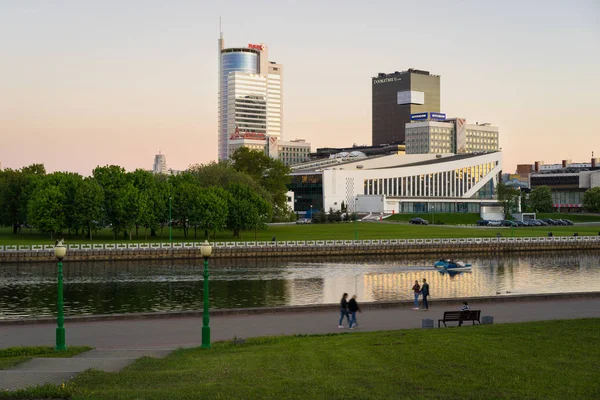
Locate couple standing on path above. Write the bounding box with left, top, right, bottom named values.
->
left=412, top=278, right=430, bottom=310
left=339, top=293, right=361, bottom=329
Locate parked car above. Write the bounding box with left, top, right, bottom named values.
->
left=513, top=220, right=525, bottom=227
left=409, top=217, right=429, bottom=225
left=560, top=219, right=574, bottom=225
left=296, top=218, right=312, bottom=224
left=477, top=220, right=489, bottom=226
left=488, top=220, right=502, bottom=227
left=540, top=218, right=558, bottom=225
left=502, top=220, right=517, bottom=227
left=533, top=219, right=548, bottom=226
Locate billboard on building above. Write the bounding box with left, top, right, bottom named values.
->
left=410, top=112, right=428, bottom=121
left=397, top=91, right=425, bottom=105
left=430, top=112, right=446, bottom=120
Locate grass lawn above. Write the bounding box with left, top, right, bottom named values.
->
left=1, top=223, right=600, bottom=246
left=4, top=319, right=598, bottom=400
left=0, top=346, right=91, bottom=370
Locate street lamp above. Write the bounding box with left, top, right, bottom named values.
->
left=54, top=239, right=67, bottom=351
left=200, top=240, right=213, bottom=349
left=310, top=204, right=313, bottom=218
left=354, top=197, right=359, bottom=240
left=169, top=196, right=172, bottom=247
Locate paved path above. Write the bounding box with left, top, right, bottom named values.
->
left=0, top=297, right=599, bottom=391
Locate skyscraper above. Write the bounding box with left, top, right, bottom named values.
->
left=372, top=69, right=440, bottom=146
left=218, top=32, right=283, bottom=160
left=153, top=152, right=167, bottom=174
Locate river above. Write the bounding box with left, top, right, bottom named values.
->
left=1, top=251, right=599, bottom=319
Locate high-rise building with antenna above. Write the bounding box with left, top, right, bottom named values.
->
left=217, top=27, right=283, bottom=160
left=152, top=151, right=167, bottom=174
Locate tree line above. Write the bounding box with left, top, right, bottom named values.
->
left=0, top=148, right=293, bottom=240
left=496, top=183, right=600, bottom=214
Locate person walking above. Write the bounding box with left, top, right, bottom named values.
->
left=420, top=278, right=430, bottom=310
left=338, top=293, right=350, bottom=328
left=348, top=295, right=361, bottom=329
left=412, top=280, right=420, bottom=310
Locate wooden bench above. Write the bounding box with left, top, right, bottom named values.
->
left=438, top=310, right=481, bottom=328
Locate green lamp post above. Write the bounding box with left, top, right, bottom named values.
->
left=200, top=240, right=213, bottom=349
left=54, top=239, right=67, bottom=351
left=354, top=197, right=359, bottom=240
left=169, top=196, right=172, bottom=246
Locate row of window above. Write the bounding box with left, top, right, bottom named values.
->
left=362, top=163, right=497, bottom=198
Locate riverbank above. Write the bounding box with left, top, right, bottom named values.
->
left=2, top=235, right=599, bottom=263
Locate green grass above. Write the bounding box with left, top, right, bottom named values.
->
left=1, top=223, right=600, bottom=246
left=3, top=319, right=598, bottom=400
left=0, top=346, right=92, bottom=370
left=386, top=213, right=481, bottom=225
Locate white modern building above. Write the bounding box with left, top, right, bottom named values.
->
left=406, top=114, right=499, bottom=155
left=289, top=152, right=502, bottom=214
left=228, top=130, right=311, bottom=166
left=152, top=152, right=167, bottom=174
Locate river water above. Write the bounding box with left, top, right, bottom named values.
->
left=1, top=251, right=599, bottom=319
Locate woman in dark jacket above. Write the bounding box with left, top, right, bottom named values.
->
left=338, top=293, right=350, bottom=328
left=348, top=295, right=361, bottom=329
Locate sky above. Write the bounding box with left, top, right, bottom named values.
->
left=1, top=0, right=599, bottom=175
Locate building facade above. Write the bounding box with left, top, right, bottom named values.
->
left=218, top=34, right=283, bottom=160
left=406, top=115, right=499, bottom=155
left=372, top=69, right=440, bottom=146
left=289, top=152, right=502, bottom=214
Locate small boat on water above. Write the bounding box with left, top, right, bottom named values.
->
left=434, top=259, right=473, bottom=271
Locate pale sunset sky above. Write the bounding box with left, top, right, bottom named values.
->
left=1, top=0, right=599, bottom=175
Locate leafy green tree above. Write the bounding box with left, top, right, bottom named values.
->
left=0, top=164, right=46, bottom=234
left=27, top=186, right=66, bottom=238
left=73, top=177, right=104, bottom=240
left=195, top=187, right=229, bottom=240
left=225, top=182, right=272, bottom=238
left=530, top=186, right=554, bottom=213
left=113, top=182, right=140, bottom=240
left=230, top=147, right=292, bottom=220
left=583, top=187, right=600, bottom=212
left=496, top=182, right=521, bottom=215
left=170, top=174, right=202, bottom=239
left=92, top=165, right=129, bottom=239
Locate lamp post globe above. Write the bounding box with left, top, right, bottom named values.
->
left=54, top=239, right=67, bottom=351
left=200, top=240, right=212, bottom=349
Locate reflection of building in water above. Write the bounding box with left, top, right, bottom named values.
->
left=362, top=270, right=485, bottom=301
left=286, top=278, right=325, bottom=306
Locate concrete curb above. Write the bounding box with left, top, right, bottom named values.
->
left=1, top=291, right=598, bottom=326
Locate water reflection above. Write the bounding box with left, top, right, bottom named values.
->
left=1, top=251, right=599, bottom=319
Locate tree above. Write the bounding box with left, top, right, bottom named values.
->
left=170, top=174, right=202, bottom=239
left=73, top=177, right=104, bottom=240
left=27, top=186, right=66, bottom=238
left=195, top=187, right=229, bottom=240
left=529, top=186, right=554, bottom=213
left=583, top=187, right=600, bottom=212
left=225, top=182, right=272, bottom=238
left=0, top=164, right=46, bottom=234
left=496, top=182, right=521, bottom=215
left=92, top=165, right=129, bottom=239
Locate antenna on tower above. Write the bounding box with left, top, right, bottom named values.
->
left=219, top=17, right=222, bottom=39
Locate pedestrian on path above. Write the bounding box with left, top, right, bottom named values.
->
left=338, top=293, right=350, bottom=328
left=420, top=278, right=430, bottom=310
left=348, top=295, right=361, bottom=329
left=412, top=280, right=420, bottom=310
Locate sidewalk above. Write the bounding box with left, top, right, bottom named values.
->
left=0, top=297, right=599, bottom=391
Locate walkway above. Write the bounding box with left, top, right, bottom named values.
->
left=1, top=297, right=599, bottom=390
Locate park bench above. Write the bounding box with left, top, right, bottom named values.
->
left=438, top=310, right=481, bottom=328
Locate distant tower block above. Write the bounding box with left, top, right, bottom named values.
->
left=153, top=152, right=167, bottom=174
